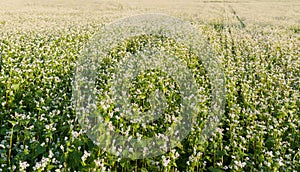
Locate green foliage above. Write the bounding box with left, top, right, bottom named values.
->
left=0, top=21, right=299, bottom=171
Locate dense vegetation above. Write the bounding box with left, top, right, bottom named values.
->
left=0, top=17, right=299, bottom=171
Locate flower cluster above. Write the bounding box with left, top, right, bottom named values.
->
left=0, top=14, right=299, bottom=172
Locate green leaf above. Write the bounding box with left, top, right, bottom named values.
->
left=140, top=168, right=148, bottom=172
left=33, top=145, right=46, bottom=159
left=216, top=150, right=226, bottom=157
left=8, top=120, right=17, bottom=126
left=208, top=166, right=225, bottom=172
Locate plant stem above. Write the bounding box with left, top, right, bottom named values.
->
left=8, top=125, right=14, bottom=167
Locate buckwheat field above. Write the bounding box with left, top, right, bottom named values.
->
left=0, top=0, right=299, bottom=171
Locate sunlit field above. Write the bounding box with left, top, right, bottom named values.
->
left=0, top=0, right=299, bottom=171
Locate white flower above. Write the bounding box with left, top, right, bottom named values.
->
left=60, top=145, right=64, bottom=152
left=19, top=161, right=29, bottom=171
left=12, top=165, right=16, bottom=171
left=163, top=159, right=170, bottom=167
left=266, top=151, right=274, bottom=157
left=81, top=150, right=91, bottom=162
left=217, top=162, right=222, bottom=166
left=278, top=158, right=284, bottom=166
left=72, top=131, right=80, bottom=138
left=49, top=150, right=54, bottom=158
left=129, top=148, right=133, bottom=153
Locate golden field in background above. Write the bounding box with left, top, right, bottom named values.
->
left=0, top=0, right=299, bottom=31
